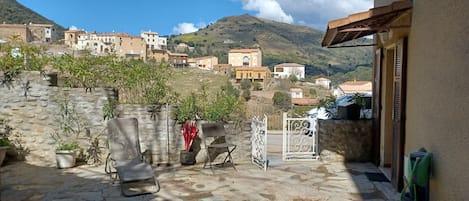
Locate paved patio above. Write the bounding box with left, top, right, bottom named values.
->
left=0, top=154, right=400, bottom=201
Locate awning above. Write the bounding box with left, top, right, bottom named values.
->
left=321, top=0, right=412, bottom=47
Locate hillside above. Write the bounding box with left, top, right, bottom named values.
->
left=0, top=0, right=65, bottom=38
left=169, top=14, right=373, bottom=77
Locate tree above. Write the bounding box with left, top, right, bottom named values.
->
left=309, top=88, right=317, bottom=97
left=272, top=91, right=291, bottom=110
left=241, top=89, right=251, bottom=101
left=240, top=79, right=252, bottom=90
left=252, top=82, right=262, bottom=91
left=288, top=74, right=298, bottom=83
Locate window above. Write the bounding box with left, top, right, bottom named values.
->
left=243, top=56, right=249, bottom=67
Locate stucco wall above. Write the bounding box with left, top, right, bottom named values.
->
left=405, top=0, right=469, bottom=199
left=318, top=119, right=373, bottom=162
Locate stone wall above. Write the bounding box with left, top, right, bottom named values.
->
left=1, top=71, right=252, bottom=166
left=318, top=119, right=372, bottom=162
left=0, top=71, right=112, bottom=166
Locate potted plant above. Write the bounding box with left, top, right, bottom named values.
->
left=180, top=121, right=198, bottom=165
left=51, top=96, right=86, bottom=168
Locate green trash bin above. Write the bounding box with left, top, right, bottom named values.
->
left=401, top=148, right=432, bottom=201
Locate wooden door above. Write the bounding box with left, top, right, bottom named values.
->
left=391, top=38, right=407, bottom=190
left=372, top=48, right=382, bottom=166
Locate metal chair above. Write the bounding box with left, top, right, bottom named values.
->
left=105, top=118, right=160, bottom=196
left=201, top=122, right=237, bottom=170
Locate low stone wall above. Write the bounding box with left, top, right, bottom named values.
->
left=1, top=71, right=253, bottom=167
left=318, top=119, right=372, bottom=162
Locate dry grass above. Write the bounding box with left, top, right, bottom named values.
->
left=168, top=68, right=230, bottom=99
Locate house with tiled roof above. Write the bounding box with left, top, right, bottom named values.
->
left=0, top=23, right=58, bottom=43
left=315, top=77, right=331, bottom=89
left=274, top=63, right=305, bottom=80
left=334, top=80, right=372, bottom=97
left=290, top=88, right=303, bottom=99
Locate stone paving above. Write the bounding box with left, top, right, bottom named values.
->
left=0, top=155, right=400, bottom=201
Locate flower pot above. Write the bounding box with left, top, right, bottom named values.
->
left=180, top=150, right=196, bottom=165
left=0, top=146, right=8, bottom=167
left=55, top=150, right=77, bottom=168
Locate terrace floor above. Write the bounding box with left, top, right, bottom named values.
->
left=0, top=153, right=400, bottom=201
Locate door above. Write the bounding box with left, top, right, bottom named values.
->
left=391, top=38, right=407, bottom=190
left=372, top=48, right=382, bottom=165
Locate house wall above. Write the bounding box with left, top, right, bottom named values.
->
left=0, top=24, right=30, bottom=42
left=116, top=36, right=146, bottom=59
left=380, top=48, right=394, bottom=167
left=274, top=66, right=305, bottom=79
left=235, top=69, right=270, bottom=81
left=404, top=1, right=469, bottom=199
left=228, top=50, right=262, bottom=67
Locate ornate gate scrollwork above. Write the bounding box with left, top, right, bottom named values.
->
left=251, top=114, right=268, bottom=170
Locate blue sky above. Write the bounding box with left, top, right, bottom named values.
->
left=17, top=0, right=373, bottom=36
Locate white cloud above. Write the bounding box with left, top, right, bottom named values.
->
left=275, top=0, right=373, bottom=30
left=69, top=25, right=78, bottom=30
left=172, top=22, right=200, bottom=35
left=241, top=0, right=294, bottom=24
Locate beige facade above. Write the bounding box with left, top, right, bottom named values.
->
left=213, top=64, right=232, bottom=75
left=66, top=30, right=146, bottom=59
left=234, top=66, right=271, bottom=86
left=315, top=77, right=331, bottom=89
left=168, top=52, right=188, bottom=67
left=228, top=48, right=262, bottom=67
left=323, top=0, right=469, bottom=199
left=0, top=23, right=56, bottom=43
left=115, top=35, right=146, bottom=59
left=193, top=56, right=218, bottom=70
left=64, top=30, right=85, bottom=47
left=147, top=49, right=169, bottom=63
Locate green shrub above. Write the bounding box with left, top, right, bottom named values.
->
left=174, top=93, right=199, bottom=123
left=242, top=89, right=251, bottom=101
left=309, top=88, right=317, bottom=97
left=288, top=74, right=298, bottom=83
left=253, top=82, right=262, bottom=91
left=272, top=91, right=291, bottom=110
left=240, top=79, right=252, bottom=90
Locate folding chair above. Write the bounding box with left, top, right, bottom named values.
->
left=105, top=118, right=160, bottom=196
left=201, top=122, right=237, bottom=170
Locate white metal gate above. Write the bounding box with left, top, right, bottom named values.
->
left=282, top=112, right=319, bottom=161
left=251, top=115, right=268, bottom=170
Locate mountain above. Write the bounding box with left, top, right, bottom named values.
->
left=0, top=0, right=65, bottom=38
left=169, top=14, right=373, bottom=77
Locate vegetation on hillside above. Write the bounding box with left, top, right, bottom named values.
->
left=169, top=14, right=373, bottom=82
